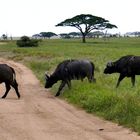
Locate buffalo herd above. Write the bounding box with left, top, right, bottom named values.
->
left=45, top=55, right=140, bottom=96
left=0, top=55, right=140, bottom=98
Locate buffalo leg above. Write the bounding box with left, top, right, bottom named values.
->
left=11, top=80, right=20, bottom=98
left=91, top=77, right=96, bottom=83
left=2, top=83, right=11, bottom=98
left=87, top=74, right=93, bottom=83
left=88, top=74, right=96, bottom=83
left=116, top=74, right=125, bottom=88
left=131, top=75, right=135, bottom=87
left=66, top=80, right=71, bottom=89
left=55, top=81, right=66, bottom=97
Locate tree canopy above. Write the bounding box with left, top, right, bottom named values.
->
left=40, top=32, right=57, bottom=38
left=56, top=14, right=117, bottom=43
left=1, top=34, right=7, bottom=40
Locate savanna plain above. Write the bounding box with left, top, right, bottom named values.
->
left=0, top=37, right=140, bottom=134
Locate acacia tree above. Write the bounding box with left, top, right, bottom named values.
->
left=56, top=14, right=117, bottom=43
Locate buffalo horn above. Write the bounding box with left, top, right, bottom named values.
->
left=45, top=72, right=50, bottom=80
left=107, top=62, right=114, bottom=67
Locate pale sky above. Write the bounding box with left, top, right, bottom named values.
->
left=0, top=0, right=140, bottom=37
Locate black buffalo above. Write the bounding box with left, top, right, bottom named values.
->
left=104, top=55, right=140, bottom=87
left=45, top=59, right=96, bottom=96
left=0, top=64, right=20, bottom=99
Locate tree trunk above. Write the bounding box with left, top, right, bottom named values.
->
left=82, top=35, right=86, bottom=43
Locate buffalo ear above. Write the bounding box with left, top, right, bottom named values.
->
left=45, top=72, right=50, bottom=80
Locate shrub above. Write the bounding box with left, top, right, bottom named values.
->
left=16, top=36, right=39, bottom=47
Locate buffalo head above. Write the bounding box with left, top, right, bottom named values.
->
left=45, top=73, right=57, bottom=88
left=104, top=62, right=115, bottom=74
left=45, top=73, right=53, bottom=88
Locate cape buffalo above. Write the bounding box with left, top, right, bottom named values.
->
left=0, top=64, right=20, bottom=99
left=45, top=59, right=96, bottom=96
left=104, top=55, right=140, bottom=87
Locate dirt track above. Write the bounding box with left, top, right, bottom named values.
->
left=0, top=59, right=140, bottom=140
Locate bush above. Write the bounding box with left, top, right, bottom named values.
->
left=16, top=36, right=39, bottom=47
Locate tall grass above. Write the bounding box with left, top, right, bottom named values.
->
left=0, top=38, right=140, bottom=134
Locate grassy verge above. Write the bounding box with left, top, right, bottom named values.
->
left=0, top=38, right=140, bottom=134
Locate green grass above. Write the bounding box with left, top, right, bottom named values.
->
left=0, top=38, right=140, bottom=134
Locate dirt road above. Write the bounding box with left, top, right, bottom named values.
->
left=0, top=59, right=139, bottom=140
